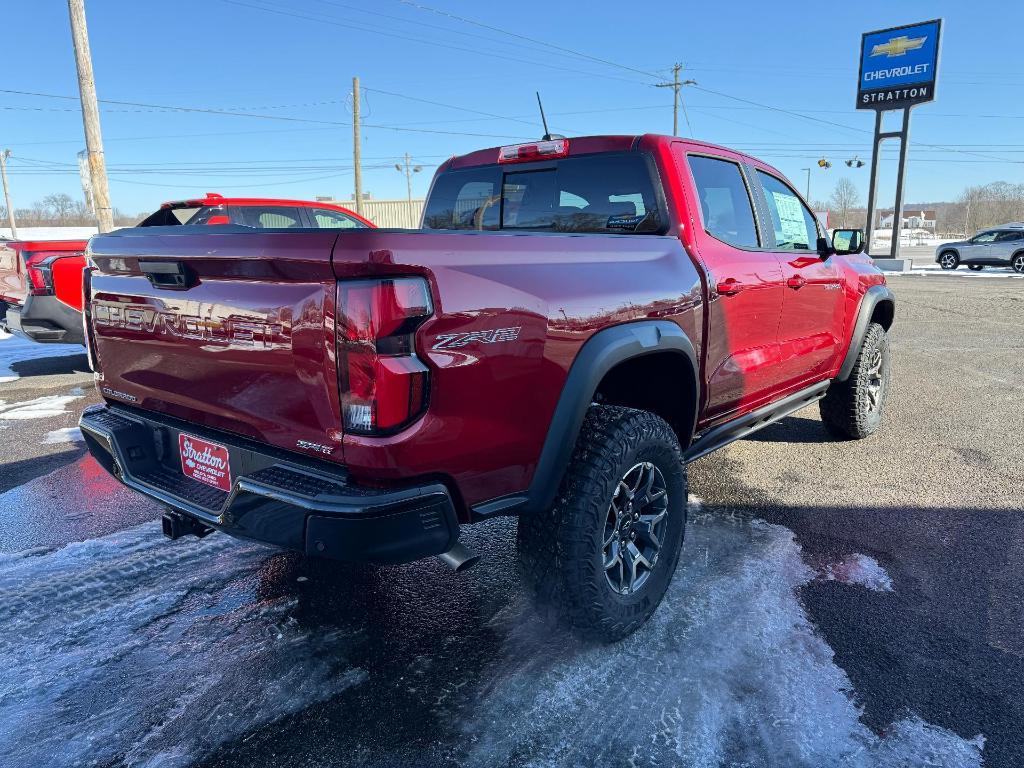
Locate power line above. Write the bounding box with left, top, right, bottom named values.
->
left=396, top=0, right=665, bottom=81
left=684, top=83, right=1019, bottom=162
left=217, top=0, right=654, bottom=87
left=0, top=87, right=535, bottom=140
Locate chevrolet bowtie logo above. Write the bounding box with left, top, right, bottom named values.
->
left=870, top=35, right=927, bottom=57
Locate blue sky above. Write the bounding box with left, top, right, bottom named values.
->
left=3, top=0, right=1022, bottom=215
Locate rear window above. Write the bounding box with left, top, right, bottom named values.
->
left=423, top=153, right=665, bottom=234
left=138, top=206, right=202, bottom=227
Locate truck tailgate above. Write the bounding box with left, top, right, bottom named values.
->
left=87, top=230, right=347, bottom=461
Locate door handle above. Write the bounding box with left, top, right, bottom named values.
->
left=716, top=278, right=744, bottom=296
left=786, top=275, right=807, bottom=290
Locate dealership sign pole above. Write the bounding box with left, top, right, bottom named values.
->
left=859, top=19, right=942, bottom=258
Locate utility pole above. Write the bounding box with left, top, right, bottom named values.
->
left=67, top=0, right=113, bottom=233
left=352, top=76, right=363, bottom=216
left=654, top=63, right=694, bottom=137
left=0, top=150, right=17, bottom=239
left=394, top=153, right=422, bottom=228
left=801, top=168, right=812, bottom=202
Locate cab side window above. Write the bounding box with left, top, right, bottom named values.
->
left=996, top=231, right=1022, bottom=242
left=972, top=231, right=997, bottom=243
left=687, top=155, right=759, bottom=248
left=755, top=171, right=819, bottom=251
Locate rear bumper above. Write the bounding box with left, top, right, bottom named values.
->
left=79, top=404, right=460, bottom=564
left=2, top=294, right=84, bottom=344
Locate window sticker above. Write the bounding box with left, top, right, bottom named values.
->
left=606, top=213, right=646, bottom=230
left=772, top=191, right=808, bottom=244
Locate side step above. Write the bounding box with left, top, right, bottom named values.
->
left=684, top=380, right=830, bottom=463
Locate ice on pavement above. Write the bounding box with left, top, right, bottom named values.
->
left=458, top=512, right=983, bottom=768
left=0, top=497, right=983, bottom=767
left=0, top=393, right=83, bottom=420
left=43, top=426, right=85, bottom=444
left=0, top=524, right=367, bottom=768
left=0, top=329, right=84, bottom=383
left=810, top=552, right=895, bottom=592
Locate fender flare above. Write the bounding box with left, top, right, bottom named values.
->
left=521, top=320, right=699, bottom=515
left=837, top=285, right=895, bottom=381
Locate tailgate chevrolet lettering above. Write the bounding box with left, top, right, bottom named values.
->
left=93, top=302, right=288, bottom=348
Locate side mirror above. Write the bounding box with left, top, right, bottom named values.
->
left=832, top=228, right=864, bottom=255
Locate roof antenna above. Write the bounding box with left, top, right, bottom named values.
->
left=536, top=91, right=564, bottom=141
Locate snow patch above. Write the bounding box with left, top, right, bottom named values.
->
left=811, top=552, right=894, bottom=592
left=458, top=513, right=982, bottom=767
left=0, top=394, right=83, bottom=420
left=42, top=426, right=84, bottom=444
left=0, top=523, right=368, bottom=768
left=0, top=332, right=84, bottom=383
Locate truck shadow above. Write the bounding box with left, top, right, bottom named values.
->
left=10, top=351, right=90, bottom=378
left=742, top=415, right=832, bottom=444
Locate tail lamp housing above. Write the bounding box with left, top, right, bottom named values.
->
left=336, top=277, right=433, bottom=436
left=23, top=251, right=59, bottom=295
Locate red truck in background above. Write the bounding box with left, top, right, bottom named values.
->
left=79, top=135, right=894, bottom=641
left=0, top=237, right=90, bottom=344
left=0, top=196, right=372, bottom=345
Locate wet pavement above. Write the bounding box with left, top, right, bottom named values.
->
left=0, top=277, right=1020, bottom=768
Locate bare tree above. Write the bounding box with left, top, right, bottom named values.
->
left=41, top=193, right=79, bottom=224
left=829, top=178, right=860, bottom=229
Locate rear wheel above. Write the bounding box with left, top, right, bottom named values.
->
left=517, top=405, right=686, bottom=642
left=820, top=322, right=891, bottom=440
left=968, top=264, right=984, bottom=272
left=938, top=251, right=959, bottom=270
left=1013, top=253, right=1024, bottom=274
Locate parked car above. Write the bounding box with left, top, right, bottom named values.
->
left=0, top=196, right=374, bottom=345
left=79, top=135, right=894, bottom=641
left=935, top=223, right=1024, bottom=272
left=136, top=193, right=375, bottom=230
left=0, top=238, right=90, bottom=343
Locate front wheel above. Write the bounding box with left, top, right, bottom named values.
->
left=820, top=322, right=891, bottom=440
left=968, top=264, right=984, bottom=272
left=517, top=406, right=687, bottom=642
left=938, top=251, right=959, bottom=270
left=1013, top=253, right=1024, bottom=274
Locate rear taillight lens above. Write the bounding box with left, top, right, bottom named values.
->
left=82, top=256, right=100, bottom=373
left=23, top=252, right=56, bottom=295
left=337, top=277, right=433, bottom=435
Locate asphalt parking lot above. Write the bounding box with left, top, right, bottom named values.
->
left=0, top=273, right=1021, bottom=768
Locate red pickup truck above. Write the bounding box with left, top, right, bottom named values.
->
left=0, top=237, right=90, bottom=344
left=79, top=135, right=894, bottom=641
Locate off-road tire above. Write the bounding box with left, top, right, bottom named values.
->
left=938, top=251, right=959, bottom=270
left=820, top=322, right=891, bottom=440
left=517, top=405, right=687, bottom=643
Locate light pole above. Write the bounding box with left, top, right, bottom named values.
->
left=395, top=153, right=422, bottom=228
left=0, top=150, right=17, bottom=238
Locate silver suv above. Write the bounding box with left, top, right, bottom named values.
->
left=936, top=224, right=1024, bottom=272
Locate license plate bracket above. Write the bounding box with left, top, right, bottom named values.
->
left=178, top=433, right=232, bottom=492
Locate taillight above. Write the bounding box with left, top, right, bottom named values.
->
left=498, top=138, right=569, bottom=163
left=23, top=252, right=55, bottom=295
left=82, top=256, right=100, bottom=373
left=336, top=277, right=433, bottom=435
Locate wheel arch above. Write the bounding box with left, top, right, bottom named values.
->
left=838, top=285, right=895, bottom=381
left=523, top=321, right=699, bottom=515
